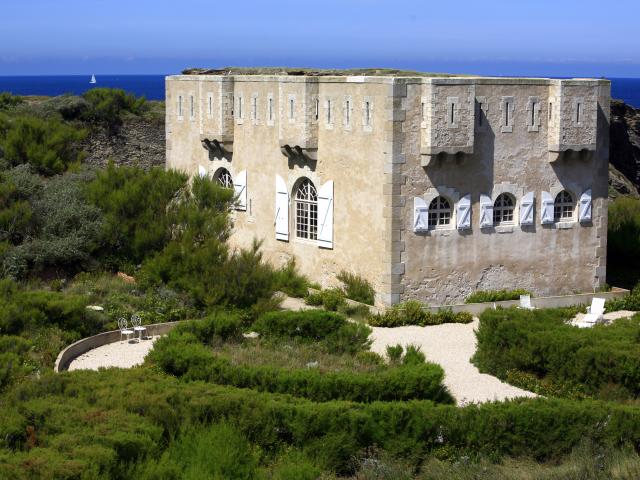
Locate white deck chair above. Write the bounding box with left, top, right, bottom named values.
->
left=118, top=317, right=134, bottom=342
left=519, top=294, right=535, bottom=310
left=583, top=297, right=605, bottom=325
left=131, top=314, right=147, bottom=341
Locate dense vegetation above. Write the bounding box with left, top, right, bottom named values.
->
left=465, top=289, right=531, bottom=304
left=149, top=311, right=453, bottom=404
left=474, top=306, right=640, bottom=400
left=3, top=369, right=640, bottom=478
left=368, top=300, right=473, bottom=327
left=608, top=196, right=640, bottom=288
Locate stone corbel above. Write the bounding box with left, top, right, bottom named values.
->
left=280, top=144, right=317, bottom=162
left=201, top=137, right=233, bottom=159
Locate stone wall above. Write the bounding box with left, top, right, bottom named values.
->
left=166, top=74, right=610, bottom=306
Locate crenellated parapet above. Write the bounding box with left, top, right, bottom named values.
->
left=420, top=79, right=476, bottom=166
left=547, top=79, right=599, bottom=160
left=277, top=77, right=319, bottom=162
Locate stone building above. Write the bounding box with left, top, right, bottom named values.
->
left=165, top=70, right=610, bottom=306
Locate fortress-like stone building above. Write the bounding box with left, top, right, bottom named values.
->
left=165, top=69, right=610, bottom=306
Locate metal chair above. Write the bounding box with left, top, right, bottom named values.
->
left=118, top=317, right=134, bottom=343
left=131, top=314, right=147, bottom=342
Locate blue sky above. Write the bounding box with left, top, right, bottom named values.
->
left=2, top=0, right=640, bottom=76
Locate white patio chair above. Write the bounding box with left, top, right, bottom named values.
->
left=519, top=294, right=535, bottom=310
left=118, top=317, right=134, bottom=343
left=131, top=314, right=147, bottom=342
left=583, top=297, right=605, bottom=325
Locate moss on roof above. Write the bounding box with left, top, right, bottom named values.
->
left=181, top=66, right=470, bottom=77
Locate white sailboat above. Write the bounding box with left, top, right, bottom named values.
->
left=90, top=74, right=97, bottom=84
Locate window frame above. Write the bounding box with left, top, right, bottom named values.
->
left=554, top=190, right=575, bottom=222
left=428, top=196, right=452, bottom=230
left=493, top=193, right=516, bottom=226
left=213, top=168, right=233, bottom=189
left=294, top=178, right=318, bottom=241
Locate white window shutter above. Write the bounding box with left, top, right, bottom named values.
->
left=457, top=194, right=471, bottom=230
left=198, top=165, right=207, bottom=178
left=317, top=180, right=334, bottom=249
left=520, top=191, right=535, bottom=225
left=275, top=175, right=289, bottom=241
left=541, top=191, right=554, bottom=224
left=413, top=197, right=428, bottom=232
left=234, top=170, right=247, bottom=211
left=480, top=194, right=493, bottom=228
left=579, top=189, right=592, bottom=223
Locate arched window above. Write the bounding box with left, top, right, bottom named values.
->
left=214, top=168, right=233, bottom=189
left=295, top=179, right=318, bottom=240
left=554, top=190, right=574, bottom=221
left=428, top=196, right=451, bottom=229
left=493, top=193, right=515, bottom=225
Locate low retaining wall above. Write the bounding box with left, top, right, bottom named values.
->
left=425, top=287, right=629, bottom=315
left=54, top=321, right=181, bottom=372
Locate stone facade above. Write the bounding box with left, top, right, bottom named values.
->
left=166, top=73, right=610, bottom=307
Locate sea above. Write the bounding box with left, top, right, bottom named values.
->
left=0, top=75, right=639, bottom=107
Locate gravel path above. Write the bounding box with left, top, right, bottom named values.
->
left=369, top=318, right=537, bottom=406
left=68, top=336, right=160, bottom=371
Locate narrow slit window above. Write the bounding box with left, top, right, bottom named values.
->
left=190, top=96, right=194, bottom=118
left=315, top=98, right=319, bottom=121
left=531, top=102, right=536, bottom=126
left=231, top=95, right=234, bottom=116
left=268, top=97, right=273, bottom=121
left=252, top=96, right=257, bottom=119
left=505, top=102, right=511, bottom=127
left=346, top=100, right=350, bottom=125
left=289, top=99, right=294, bottom=119
left=365, top=101, right=370, bottom=126
left=478, top=102, right=483, bottom=126
left=421, top=102, right=425, bottom=122
left=238, top=97, right=242, bottom=118
left=178, top=96, right=183, bottom=116
left=450, top=103, right=455, bottom=124
left=208, top=96, right=212, bottom=116
left=576, top=103, right=582, bottom=123
left=549, top=102, right=552, bottom=120
left=327, top=99, right=331, bottom=123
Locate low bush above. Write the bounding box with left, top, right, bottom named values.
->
left=80, top=88, right=147, bottom=133
left=0, top=92, right=22, bottom=110
left=337, top=270, right=375, bottom=305
left=253, top=310, right=371, bottom=354
left=0, top=115, right=87, bottom=175
left=474, top=307, right=640, bottom=399
left=135, top=422, right=258, bottom=480
left=150, top=335, right=452, bottom=403
left=608, top=196, right=640, bottom=288
left=4, top=369, right=640, bottom=476
left=369, top=301, right=473, bottom=327
left=171, top=311, right=243, bottom=343
left=304, top=287, right=347, bottom=311
left=606, top=283, right=640, bottom=312
left=273, top=259, right=309, bottom=298
left=465, top=289, right=531, bottom=304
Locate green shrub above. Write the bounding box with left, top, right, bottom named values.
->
left=2, top=170, right=103, bottom=278
left=465, top=289, right=531, bottom=304
left=608, top=197, right=640, bottom=287
left=402, top=345, right=426, bottom=365
left=0, top=116, right=86, bottom=175
left=474, top=307, right=640, bottom=399
left=149, top=331, right=452, bottom=404
left=0, top=92, right=22, bottom=110
left=386, top=344, right=403, bottom=364
left=81, top=88, right=147, bottom=133
left=369, top=302, right=473, bottom=327
left=606, top=283, right=640, bottom=312
left=172, top=312, right=243, bottom=344
left=254, top=310, right=347, bottom=341
left=337, top=270, right=375, bottom=305
left=85, top=163, right=189, bottom=266
left=6, top=368, right=640, bottom=475
left=304, top=291, right=323, bottom=306
left=136, top=422, right=257, bottom=480
left=273, top=259, right=309, bottom=298
left=304, top=288, right=347, bottom=311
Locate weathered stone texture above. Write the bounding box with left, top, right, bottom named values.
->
left=166, top=74, right=610, bottom=306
